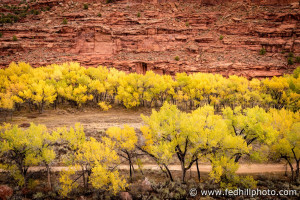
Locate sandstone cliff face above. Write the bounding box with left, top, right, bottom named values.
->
left=0, top=0, right=299, bottom=78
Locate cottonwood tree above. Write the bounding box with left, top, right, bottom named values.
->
left=56, top=63, right=93, bottom=108
left=105, top=125, right=138, bottom=179
left=59, top=123, right=88, bottom=189
left=269, top=108, right=300, bottom=181
left=140, top=102, right=249, bottom=183
left=59, top=123, right=126, bottom=196
left=261, top=76, right=290, bottom=109
left=222, top=106, right=277, bottom=162
left=0, top=123, right=57, bottom=187
left=19, top=79, right=57, bottom=113
left=32, top=124, right=59, bottom=190
left=190, top=105, right=250, bottom=186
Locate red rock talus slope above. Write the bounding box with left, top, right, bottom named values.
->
left=0, top=0, right=299, bottom=78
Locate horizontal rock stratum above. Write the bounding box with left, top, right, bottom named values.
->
left=0, top=0, right=299, bottom=78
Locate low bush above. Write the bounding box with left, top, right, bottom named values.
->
left=62, top=18, right=68, bottom=25
left=12, top=35, right=17, bottom=41
left=288, top=57, right=294, bottom=65
left=259, top=48, right=266, bottom=55
left=288, top=52, right=294, bottom=58
left=83, top=3, right=88, bottom=10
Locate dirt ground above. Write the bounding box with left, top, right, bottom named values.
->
left=0, top=163, right=289, bottom=174
left=1, top=106, right=151, bottom=135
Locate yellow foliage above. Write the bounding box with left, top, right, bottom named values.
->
left=0, top=62, right=299, bottom=112
left=59, top=123, right=127, bottom=196
left=89, top=165, right=127, bottom=194
left=98, top=101, right=112, bottom=111
left=59, top=166, right=79, bottom=197
left=0, top=123, right=58, bottom=186
left=106, top=125, right=137, bottom=151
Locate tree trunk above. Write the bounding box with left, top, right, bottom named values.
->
left=46, top=164, right=52, bottom=190
left=196, top=159, right=200, bottom=182
left=286, top=160, right=294, bottom=181
left=234, top=154, right=242, bottom=163
left=296, top=160, right=299, bottom=181
left=285, top=163, right=288, bottom=177
left=181, top=161, right=186, bottom=183
left=82, top=167, right=87, bottom=189
left=129, top=162, right=133, bottom=180
left=127, top=151, right=134, bottom=180
left=164, top=164, right=174, bottom=182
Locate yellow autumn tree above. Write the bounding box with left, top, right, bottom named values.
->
left=141, top=102, right=249, bottom=183
left=56, top=63, right=93, bottom=108
left=59, top=123, right=127, bottom=196
left=222, top=106, right=277, bottom=162
left=269, top=108, right=300, bottom=181
left=106, top=125, right=138, bottom=179
left=261, top=76, right=290, bottom=109
left=0, top=123, right=58, bottom=187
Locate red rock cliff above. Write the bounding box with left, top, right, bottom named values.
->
left=0, top=0, right=299, bottom=78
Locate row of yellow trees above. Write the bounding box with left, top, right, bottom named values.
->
left=0, top=62, right=299, bottom=115
left=0, top=103, right=299, bottom=196
left=0, top=123, right=128, bottom=196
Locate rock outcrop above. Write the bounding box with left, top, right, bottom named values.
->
left=0, top=185, right=13, bottom=200
left=0, top=0, right=299, bottom=78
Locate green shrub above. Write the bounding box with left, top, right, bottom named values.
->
left=293, top=67, right=300, bottom=78
left=259, top=48, right=266, bottom=55
left=62, top=18, right=68, bottom=25
left=288, top=52, right=294, bottom=58
left=185, top=22, right=189, bottom=27
left=137, top=12, right=141, bottom=17
left=19, top=13, right=27, bottom=18
left=287, top=57, right=294, bottom=65
left=106, top=0, right=113, bottom=3
left=5, top=18, right=12, bottom=23
left=0, top=13, right=21, bottom=24
left=83, top=3, right=88, bottom=10
left=97, top=13, right=102, bottom=17
left=31, top=10, right=39, bottom=15
left=175, top=56, right=180, bottom=61
left=33, top=192, right=44, bottom=199
left=12, top=35, right=18, bottom=41
left=295, top=56, right=300, bottom=63
left=13, top=15, right=20, bottom=22
left=219, top=35, right=224, bottom=40
left=0, top=32, right=2, bottom=38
